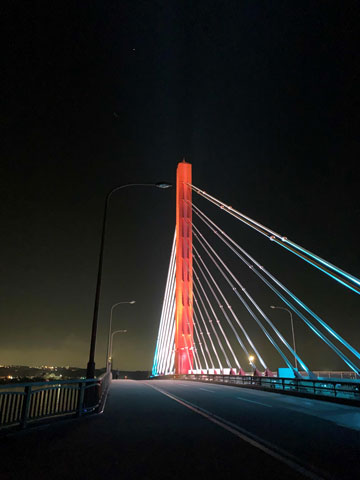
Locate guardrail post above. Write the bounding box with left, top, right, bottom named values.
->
left=77, top=382, right=85, bottom=417
left=21, top=385, right=32, bottom=429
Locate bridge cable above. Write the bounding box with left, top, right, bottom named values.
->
left=153, top=270, right=172, bottom=375
left=194, top=257, right=244, bottom=370
left=192, top=202, right=360, bottom=374
left=157, top=247, right=176, bottom=375
left=158, top=276, right=175, bottom=375
left=162, top=241, right=176, bottom=375
left=154, top=230, right=176, bottom=375
left=193, top=281, right=232, bottom=370
left=180, top=250, right=216, bottom=371
left=192, top=343, right=200, bottom=372
left=190, top=326, right=201, bottom=372
left=193, top=292, right=223, bottom=370
left=164, top=298, right=176, bottom=375
left=193, top=316, right=210, bottom=370
left=193, top=266, right=241, bottom=370
left=182, top=330, right=194, bottom=373
left=193, top=310, right=214, bottom=370
left=191, top=221, right=308, bottom=377
left=188, top=184, right=360, bottom=295
left=193, top=246, right=267, bottom=370
left=152, top=231, right=176, bottom=376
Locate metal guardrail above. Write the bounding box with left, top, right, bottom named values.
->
left=176, top=374, right=360, bottom=402
left=0, top=372, right=111, bottom=430
left=312, top=371, right=359, bottom=380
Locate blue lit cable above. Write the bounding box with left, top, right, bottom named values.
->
left=191, top=204, right=360, bottom=375
left=272, top=239, right=360, bottom=295
left=193, top=293, right=222, bottom=369
left=283, top=238, right=360, bottom=287
left=193, top=248, right=267, bottom=370
left=193, top=265, right=241, bottom=370
left=189, top=184, right=360, bottom=294
left=194, top=281, right=232, bottom=369
left=193, top=318, right=209, bottom=370
left=192, top=225, right=305, bottom=376
left=194, top=309, right=215, bottom=369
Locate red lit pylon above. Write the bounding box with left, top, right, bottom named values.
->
left=175, top=160, right=194, bottom=374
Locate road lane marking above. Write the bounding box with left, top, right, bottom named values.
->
left=199, top=388, right=215, bottom=393
left=157, top=381, right=360, bottom=430
left=236, top=396, right=272, bottom=407
left=147, top=383, right=327, bottom=480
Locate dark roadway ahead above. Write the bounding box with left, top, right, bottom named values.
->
left=1, top=380, right=359, bottom=480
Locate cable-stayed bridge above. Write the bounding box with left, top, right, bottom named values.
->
left=1, top=161, right=360, bottom=480
left=152, top=160, right=360, bottom=380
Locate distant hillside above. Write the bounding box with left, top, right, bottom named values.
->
left=112, top=370, right=150, bottom=380
left=0, top=365, right=150, bottom=383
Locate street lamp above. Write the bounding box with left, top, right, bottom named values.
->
left=248, top=354, right=255, bottom=369
left=109, top=329, right=127, bottom=372
left=270, top=305, right=298, bottom=369
left=86, top=181, right=172, bottom=378
left=106, top=301, right=135, bottom=373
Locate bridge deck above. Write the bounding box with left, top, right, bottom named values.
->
left=1, top=380, right=359, bottom=479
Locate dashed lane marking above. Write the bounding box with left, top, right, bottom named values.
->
left=236, top=396, right=272, bottom=407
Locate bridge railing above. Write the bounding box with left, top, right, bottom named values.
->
left=177, top=374, right=360, bottom=403
left=0, top=372, right=111, bottom=430
left=311, top=371, right=359, bottom=380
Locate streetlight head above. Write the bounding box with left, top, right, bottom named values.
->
left=155, top=182, right=172, bottom=189
left=129, top=300, right=136, bottom=304
left=270, top=305, right=276, bottom=309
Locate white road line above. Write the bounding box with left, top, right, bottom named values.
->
left=236, top=396, right=272, bottom=407
left=147, top=383, right=327, bottom=480
left=199, top=388, right=215, bottom=393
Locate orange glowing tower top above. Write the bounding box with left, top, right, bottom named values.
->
left=175, top=160, right=194, bottom=374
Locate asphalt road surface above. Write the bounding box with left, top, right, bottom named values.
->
left=1, top=380, right=359, bottom=480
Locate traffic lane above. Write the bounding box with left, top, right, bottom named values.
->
left=0, top=380, right=306, bottom=480
left=104, top=380, right=306, bottom=480
left=151, top=380, right=360, bottom=478
left=160, top=380, right=360, bottom=429
left=149, top=380, right=360, bottom=479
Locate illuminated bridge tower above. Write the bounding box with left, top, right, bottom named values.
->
left=175, top=160, right=194, bottom=374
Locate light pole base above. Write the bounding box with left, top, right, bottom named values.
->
left=86, top=361, right=96, bottom=379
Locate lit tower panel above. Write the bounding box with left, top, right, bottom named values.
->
left=175, top=160, right=194, bottom=374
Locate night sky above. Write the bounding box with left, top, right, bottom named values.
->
left=1, top=1, right=359, bottom=371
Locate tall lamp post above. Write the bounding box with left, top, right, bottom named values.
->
left=109, top=329, right=127, bottom=372
left=270, top=305, right=298, bottom=370
left=86, top=182, right=172, bottom=378
left=106, top=301, right=135, bottom=373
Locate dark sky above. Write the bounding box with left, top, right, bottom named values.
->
left=1, top=1, right=359, bottom=371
